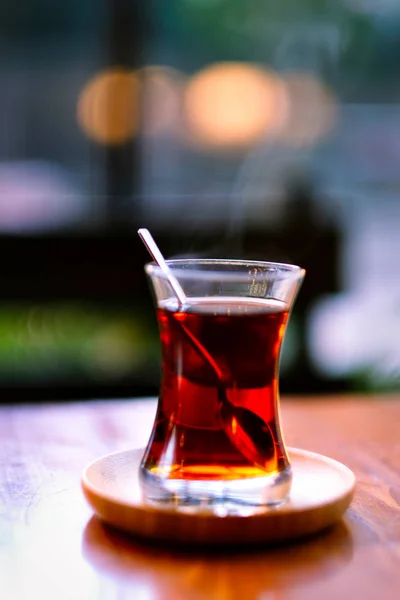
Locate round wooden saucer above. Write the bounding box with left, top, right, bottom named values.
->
left=81, top=447, right=355, bottom=546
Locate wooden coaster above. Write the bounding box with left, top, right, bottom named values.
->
left=81, top=448, right=355, bottom=546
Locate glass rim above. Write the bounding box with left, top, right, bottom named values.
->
left=145, top=258, right=306, bottom=282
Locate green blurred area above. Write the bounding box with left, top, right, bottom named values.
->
left=0, top=303, right=159, bottom=385
left=153, top=0, right=390, bottom=99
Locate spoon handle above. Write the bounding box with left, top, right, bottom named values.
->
left=138, top=228, right=187, bottom=307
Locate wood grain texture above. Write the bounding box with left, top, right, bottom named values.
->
left=1, top=395, right=400, bottom=599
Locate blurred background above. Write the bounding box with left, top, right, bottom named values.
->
left=1, top=0, right=400, bottom=401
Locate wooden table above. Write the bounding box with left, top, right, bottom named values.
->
left=1, top=395, right=400, bottom=600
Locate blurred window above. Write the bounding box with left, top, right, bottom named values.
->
left=1, top=0, right=400, bottom=397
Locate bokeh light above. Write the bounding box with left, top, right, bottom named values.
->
left=183, top=62, right=288, bottom=150
left=278, top=73, right=338, bottom=147
left=0, top=161, right=86, bottom=232
left=77, top=68, right=140, bottom=145
left=141, top=66, right=185, bottom=137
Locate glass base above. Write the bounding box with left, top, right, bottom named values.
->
left=140, top=466, right=292, bottom=507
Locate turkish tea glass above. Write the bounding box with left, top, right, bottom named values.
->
left=140, top=259, right=305, bottom=506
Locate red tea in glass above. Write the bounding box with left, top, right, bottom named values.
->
left=140, top=260, right=305, bottom=505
